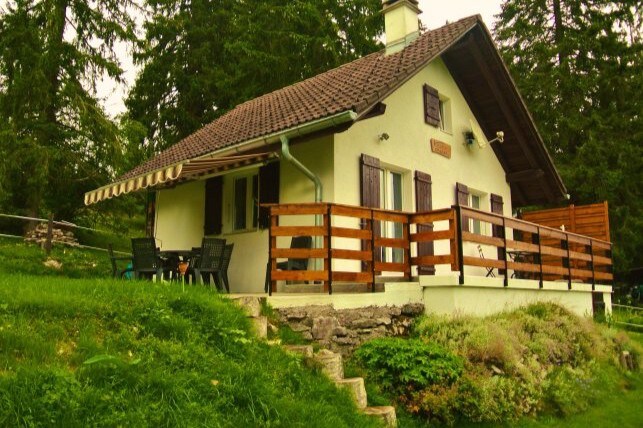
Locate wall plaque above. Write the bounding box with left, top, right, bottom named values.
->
left=430, top=138, right=451, bottom=159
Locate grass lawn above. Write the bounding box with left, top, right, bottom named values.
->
left=0, top=274, right=378, bottom=427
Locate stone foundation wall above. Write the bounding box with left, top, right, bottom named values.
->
left=277, top=303, right=424, bottom=355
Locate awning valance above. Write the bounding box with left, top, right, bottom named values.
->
left=84, top=152, right=276, bottom=206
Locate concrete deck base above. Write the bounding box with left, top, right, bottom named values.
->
left=230, top=276, right=612, bottom=318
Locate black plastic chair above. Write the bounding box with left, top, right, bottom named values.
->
left=131, top=238, right=172, bottom=282
left=217, top=244, right=234, bottom=293
left=108, top=244, right=133, bottom=279
left=265, top=236, right=312, bottom=292
left=188, top=238, right=226, bottom=290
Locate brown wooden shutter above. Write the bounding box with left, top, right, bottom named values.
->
left=423, top=84, right=440, bottom=127
left=258, top=161, right=280, bottom=229
left=490, top=194, right=505, bottom=274
left=455, top=182, right=470, bottom=233
left=204, top=176, right=223, bottom=235
left=360, top=154, right=381, bottom=263
left=415, top=171, right=435, bottom=275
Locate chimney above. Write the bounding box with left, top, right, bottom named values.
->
left=382, top=0, right=422, bottom=54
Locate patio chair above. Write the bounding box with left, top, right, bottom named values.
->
left=477, top=245, right=495, bottom=278
left=107, top=244, right=133, bottom=279
left=217, top=244, right=234, bottom=293
left=265, top=236, right=312, bottom=292
left=131, top=238, right=173, bottom=281
left=188, top=238, right=227, bottom=290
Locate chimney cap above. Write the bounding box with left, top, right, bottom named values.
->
left=382, top=0, right=421, bottom=13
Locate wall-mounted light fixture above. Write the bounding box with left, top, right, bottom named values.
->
left=378, top=133, right=390, bottom=142
left=488, top=131, right=505, bottom=144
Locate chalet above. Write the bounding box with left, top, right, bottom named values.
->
left=85, top=1, right=612, bottom=317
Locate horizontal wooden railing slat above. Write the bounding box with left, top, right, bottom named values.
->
left=461, top=232, right=504, bottom=247
left=330, top=226, right=371, bottom=240
left=269, top=204, right=328, bottom=215
left=374, top=237, right=407, bottom=248
left=464, top=256, right=506, bottom=270
left=331, top=249, right=372, bottom=261
left=270, top=270, right=329, bottom=281
left=372, top=210, right=409, bottom=223
left=272, top=248, right=328, bottom=259
left=270, top=226, right=326, bottom=237
left=330, top=204, right=372, bottom=218
left=410, top=229, right=454, bottom=242
left=409, top=209, right=453, bottom=223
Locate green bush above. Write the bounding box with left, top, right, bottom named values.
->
left=353, top=337, right=463, bottom=393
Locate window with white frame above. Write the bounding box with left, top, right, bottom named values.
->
left=438, top=97, right=451, bottom=133
left=380, top=169, right=404, bottom=263
left=468, top=190, right=487, bottom=235
left=229, top=171, right=258, bottom=232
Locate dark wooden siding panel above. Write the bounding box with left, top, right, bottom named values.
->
left=415, top=171, right=435, bottom=275
left=423, top=84, right=441, bottom=126
left=360, top=154, right=381, bottom=263
left=455, top=182, right=470, bottom=232
left=204, top=176, right=223, bottom=235
left=258, top=161, right=280, bottom=229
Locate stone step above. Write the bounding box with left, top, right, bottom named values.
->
left=335, top=377, right=367, bottom=409
left=251, top=316, right=267, bottom=338
left=313, top=349, right=344, bottom=380
left=363, top=406, right=397, bottom=427
left=283, top=345, right=314, bottom=359
left=229, top=296, right=263, bottom=317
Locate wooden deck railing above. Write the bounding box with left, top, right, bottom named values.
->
left=265, top=203, right=613, bottom=294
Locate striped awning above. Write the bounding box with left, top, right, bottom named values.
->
left=84, top=152, right=276, bottom=206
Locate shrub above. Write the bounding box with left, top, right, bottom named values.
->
left=353, top=337, right=463, bottom=394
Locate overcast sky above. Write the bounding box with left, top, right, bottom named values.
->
left=99, top=1, right=503, bottom=117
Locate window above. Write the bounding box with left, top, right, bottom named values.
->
left=423, top=84, right=451, bottom=133
left=380, top=169, right=404, bottom=263
left=229, top=171, right=258, bottom=232
left=471, top=193, right=481, bottom=234
left=438, top=97, right=451, bottom=133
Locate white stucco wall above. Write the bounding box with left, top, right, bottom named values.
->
left=154, top=180, right=206, bottom=251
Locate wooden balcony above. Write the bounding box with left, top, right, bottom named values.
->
left=265, top=203, right=613, bottom=294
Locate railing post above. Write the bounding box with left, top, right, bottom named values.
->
left=454, top=205, right=465, bottom=285
left=370, top=210, right=376, bottom=292
left=404, top=214, right=412, bottom=281
left=268, top=208, right=277, bottom=296
left=588, top=241, right=595, bottom=291
left=502, top=217, right=509, bottom=287
left=325, top=205, right=333, bottom=295
left=534, top=227, right=543, bottom=288
left=562, top=235, right=572, bottom=289
left=44, top=214, right=54, bottom=255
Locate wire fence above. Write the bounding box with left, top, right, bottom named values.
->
left=0, top=213, right=131, bottom=255
left=611, top=303, right=643, bottom=330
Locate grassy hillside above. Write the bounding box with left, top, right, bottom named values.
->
left=0, top=274, right=378, bottom=427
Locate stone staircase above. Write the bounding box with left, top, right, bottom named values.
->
left=231, top=296, right=397, bottom=427
left=287, top=346, right=396, bottom=427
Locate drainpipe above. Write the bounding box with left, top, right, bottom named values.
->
left=280, top=135, right=322, bottom=204
left=280, top=135, right=324, bottom=269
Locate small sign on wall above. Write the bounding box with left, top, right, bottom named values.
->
left=430, top=138, right=451, bottom=159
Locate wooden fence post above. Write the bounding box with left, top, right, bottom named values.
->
left=44, top=214, right=54, bottom=255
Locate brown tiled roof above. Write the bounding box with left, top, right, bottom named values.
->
left=120, top=15, right=480, bottom=180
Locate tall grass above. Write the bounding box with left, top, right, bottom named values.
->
left=0, top=275, right=378, bottom=427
